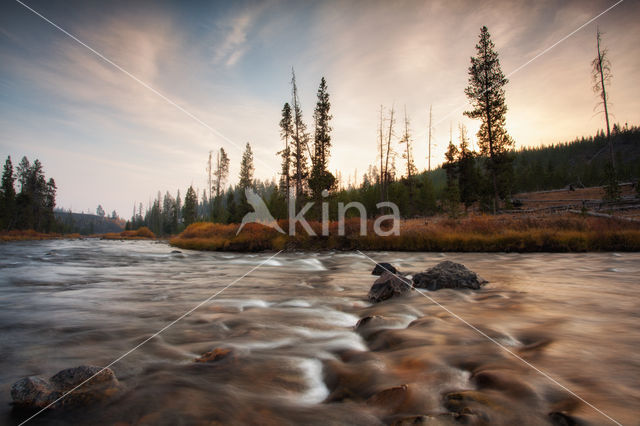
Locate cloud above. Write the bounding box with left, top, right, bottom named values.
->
left=1, top=0, right=639, bottom=214
left=211, top=6, right=264, bottom=68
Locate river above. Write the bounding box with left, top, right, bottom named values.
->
left=0, top=240, right=638, bottom=425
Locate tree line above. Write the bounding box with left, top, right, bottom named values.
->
left=127, top=25, right=637, bottom=235
left=0, top=156, right=57, bottom=232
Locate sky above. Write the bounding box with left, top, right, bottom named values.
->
left=1, top=0, right=639, bottom=217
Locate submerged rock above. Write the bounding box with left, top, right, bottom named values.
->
left=412, top=261, right=487, bottom=291
left=366, top=384, right=409, bottom=412
left=11, top=365, right=122, bottom=411
left=548, top=411, right=584, bottom=426
left=368, top=272, right=412, bottom=303
left=194, top=348, right=235, bottom=363
left=371, top=262, right=398, bottom=276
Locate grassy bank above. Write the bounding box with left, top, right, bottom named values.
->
left=101, top=226, right=156, bottom=240
left=0, top=230, right=83, bottom=242
left=169, top=215, right=640, bottom=252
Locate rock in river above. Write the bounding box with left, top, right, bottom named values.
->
left=371, top=262, right=398, bottom=276
left=11, top=365, right=122, bottom=411
left=368, top=271, right=412, bottom=303
left=412, top=261, right=487, bottom=291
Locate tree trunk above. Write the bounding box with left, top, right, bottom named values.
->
left=597, top=34, right=614, bottom=172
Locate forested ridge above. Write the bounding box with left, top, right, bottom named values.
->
left=512, top=125, right=639, bottom=192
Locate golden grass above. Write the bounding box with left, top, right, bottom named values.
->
left=0, top=230, right=83, bottom=242
left=101, top=226, right=156, bottom=240
left=170, top=214, right=640, bottom=252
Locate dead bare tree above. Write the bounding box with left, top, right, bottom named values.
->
left=427, top=105, right=433, bottom=172
left=592, top=27, right=614, bottom=170
left=378, top=105, right=384, bottom=203
left=383, top=106, right=395, bottom=202
left=592, top=27, right=620, bottom=200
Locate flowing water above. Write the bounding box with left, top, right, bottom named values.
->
left=0, top=240, right=638, bottom=425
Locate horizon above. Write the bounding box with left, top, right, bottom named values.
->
left=1, top=0, right=639, bottom=216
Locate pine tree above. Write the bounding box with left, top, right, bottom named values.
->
left=238, top=142, right=254, bottom=189
left=1, top=156, right=16, bottom=230
left=457, top=124, right=478, bottom=210
left=464, top=26, right=514, bottom=213
left=309, top=77, right=336, bottom=199
left=176, top=190, right=182, bottom=225
left=213, top=148, right=230, bottom=198
left=226, top=189, right=237, bottom=224
left=278, top=102, right=293, bottom=197
left=290, top=69, right=309, bottom=199
left=443, top=139, right=460, bottom=218
left=212, top=147, right=230, bottom=221
left=43, top=178, right=56, bottom=233
left=16, top=156, right=30, bottom=192
left=183, top=186, right=198, bottom=227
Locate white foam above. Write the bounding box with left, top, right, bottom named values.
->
left=278, top=299, right=312, bottom=308
left=318, top=309, right=360, bottom=327
left=212, top=298, right=271, bottom=311
left=297, top=358, right=330, bottom=404
left=290, top=327, right=367, bottom=352
left=225, top=258, right=283, bottom=267
left=294, top=258, right=327, bottom=271
left=230, top=337, right=294, bottom=350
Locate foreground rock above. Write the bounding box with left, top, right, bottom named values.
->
left=412, top=261, right=487, bottom=291
left=11, top=366, right=122, bottom=411
left=368, top=272, right=412, bottom=303
left=371, top=262, right=399, bottom=276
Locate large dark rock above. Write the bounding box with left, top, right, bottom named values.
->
left=10, top=377, right=54, bottom=409
left=368, top=271, right=412, bottom=303
left=11, top=365, right=122, bottom=411
left=412, top=261, right=487, bottom=291
left=371, top=262, right=398, bottom=276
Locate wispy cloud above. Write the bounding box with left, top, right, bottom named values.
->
left=211, top=6, right=264, bottom=67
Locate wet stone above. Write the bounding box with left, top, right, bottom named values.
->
left=372, top=262, right=398, bottom=276
left=11, top=366, right=122, bottom=411
left=412, top=261, right=487, bottom=291
left=368, top=272, right=412, bottom=303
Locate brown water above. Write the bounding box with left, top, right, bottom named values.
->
left=0, top=240, right=638, bottom=425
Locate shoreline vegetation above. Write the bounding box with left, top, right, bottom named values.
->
left=0, top=227, right=155, bottom=242
left=4, top=215, right=639, bottom=252
left=169, top=215, right=640, bottom=253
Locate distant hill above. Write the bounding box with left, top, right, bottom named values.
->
left=55, top=211, right=124, bottom=235
left=421, top=124, right=640, bottom=195
left=511, top=125, right=640, bottom=192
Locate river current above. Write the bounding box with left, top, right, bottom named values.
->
left=0, top=240, right=638, bottom=425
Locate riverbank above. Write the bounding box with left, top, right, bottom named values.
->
left=169, top=214, right=640, bottom=252
left=0, top=230, right=82, bottom=242
left=0, top=226, right=155, bottom=242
